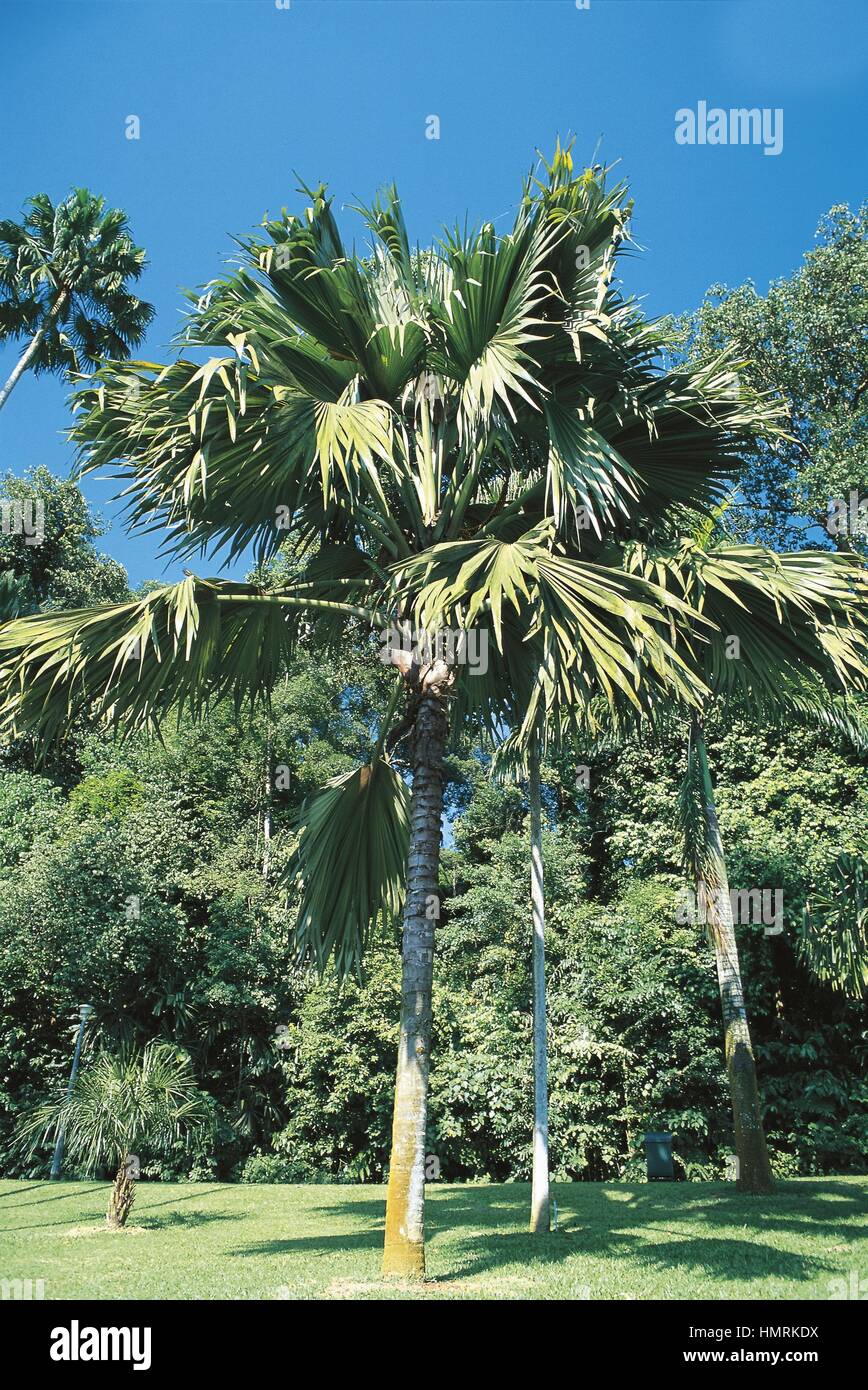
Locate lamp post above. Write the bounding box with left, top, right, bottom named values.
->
left=50, top=1004, right=93, bottom=1180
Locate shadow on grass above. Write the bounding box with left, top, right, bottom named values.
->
left=141, top=1208, right=247, bottom=1232
left=134, top=1184, right=235, bottom=1213
left=1, top=1181, right=239, bottom=1232
left=228, top=1230, right=384, bottom=1259
left=0, top=1183, right=46, bottom=1201
left=0, top=1182, right=105, bottom=1210
left=225, top=1180, right=862, bottom=1290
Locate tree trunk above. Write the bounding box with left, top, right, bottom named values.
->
left=0, top=290, right=68, bottom=414
left=382, top=687, right=448, bottom=1279
left=528, top=740, right=551, bottom=1232
left=106, top=1157, right=136, bottom=1229
left=262, top=734, right=273, bottom=878
left=693, top=720, right=774, bottom=1195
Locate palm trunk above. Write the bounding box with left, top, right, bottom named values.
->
left=528, top=739, right=550, bottom=1232
left=693, top=720, right=774, bottom=1194
left=382, top=687, right=448, bottom=1278
left=0, top=291, right=68, bottom=414
left=106, top=1157, right=136, bottom=1229
left=262, top=735, right=273, bottom=878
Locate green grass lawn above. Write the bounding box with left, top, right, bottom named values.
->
left=1, top=1176, right=865, bottom=1300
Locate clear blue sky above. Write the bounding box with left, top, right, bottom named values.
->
left=1, top=0, right=865, bottom=587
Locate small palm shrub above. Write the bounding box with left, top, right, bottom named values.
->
left=18, top=1041, right=206, bottom=1227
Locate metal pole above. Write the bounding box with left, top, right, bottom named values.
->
left=50, top=1004, right=92, bottom=1180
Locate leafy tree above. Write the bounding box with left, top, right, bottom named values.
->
left=683, top=203, right=868, bottom=552
left=0, top=466, right=128, bottom=612
left=0, top=189, right=153, bottom=412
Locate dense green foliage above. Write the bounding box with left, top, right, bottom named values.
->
left=0, top=465, right=128, bottom=613
left=0, top=635, right=864, bottom=1182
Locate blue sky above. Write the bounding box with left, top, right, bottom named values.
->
left=1, top=0, right=865, bottom=587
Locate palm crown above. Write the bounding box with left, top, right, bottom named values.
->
left=17, top=1042, right=204, bottom=1176
left=0, top=188, right=153, bottom=397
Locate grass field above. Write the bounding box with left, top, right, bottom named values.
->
left=1, top=1177, right=865, bottom=1300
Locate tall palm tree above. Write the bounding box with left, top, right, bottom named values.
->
left=17, top=1042, right=205, bottom=1228
left=626, top=537, right=868, bottom=1191
left=0, top=188, right=153, bottom=413
left=0, top=150, right=782, bottom=1276
left=501, top=515, right=868, bottom=1216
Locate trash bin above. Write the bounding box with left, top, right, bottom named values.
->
left=644, top=1131, right=674, bottom=1180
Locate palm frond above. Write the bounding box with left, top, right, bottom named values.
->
left=800, top=854, right=868, bottom=999
left=0, top=576, right=378, bottom=746
left=16, top=1042, right=205, bottom=1173
left=287, top=757, right=410, bottom=978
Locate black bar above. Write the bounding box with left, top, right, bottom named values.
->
left=8, top=1298, right=859, bottom=1373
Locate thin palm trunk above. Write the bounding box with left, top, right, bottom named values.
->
left=262, top=733, right=273, bottom=878
left=0, top=290, right=68, bottom=414
left=693, top=719, right=774, bottom=1194
left=382, top=686, right=448, bottom=1278
left=528, top=739, right=550, bottom=1232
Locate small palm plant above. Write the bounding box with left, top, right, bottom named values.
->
left=801, top=852, right=868, bottom=999
left=0, top=188, right=154, bottom=413
left=17, top=1042, right=205, bottom=1228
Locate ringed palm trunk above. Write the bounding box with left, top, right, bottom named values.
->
left=106, top=1155, right=136, bottom=1229
left=528, top=739, right=550, bottom=1232
left=693, top=719, right=774, bottom=1195
left=382, top=681, right=449, bottom=1278
left=0, top=290, right=69, bottom=413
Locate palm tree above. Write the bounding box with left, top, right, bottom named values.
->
left=0, top=188, right=153, bottom=413
left=624, top=536, right=868, bottom=1192
left=0, top=150, right=785, bottom=1276
left=17, top=1042, right=205, bottom=1227
left=502, top=513, right=868, bottom=1215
